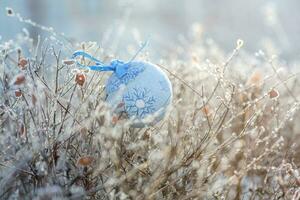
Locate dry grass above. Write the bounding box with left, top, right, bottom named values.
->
left=1, top=10, right=300, bottom=200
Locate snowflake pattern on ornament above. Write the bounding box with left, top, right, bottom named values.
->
left=123, top=87, right=156, bottom=119
left=106, top=64, right=145, bottom=94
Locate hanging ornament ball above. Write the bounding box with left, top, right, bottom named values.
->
left=71, top=51, right=173, bottom=127
left=105, top=61, right=172, bottom=127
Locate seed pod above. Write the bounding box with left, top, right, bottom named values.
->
left=19, top=123, right=26, bottom=137
left=14, top=74, right=26, bottom=85
left=32, top=94, right=37, bottom=105
left=202, top=105, right=211, bottom=116
left=18, top=58, right=28, bottom=69
left=15, top=89, right=22, bottom=97
left=269, top=89, right=279, bottom=99
left=77, top=156, right=94, bottom=167
left=63, top=59, right=75, bottom=65
left=75, top=73, right=85, bottom=86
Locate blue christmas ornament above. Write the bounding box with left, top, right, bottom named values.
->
left=72, top=49, right=172, bottom=127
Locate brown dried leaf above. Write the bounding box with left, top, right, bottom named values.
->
left=77, top=156, right=94, bottom=166
left=14, top=74, right=26, bottom=85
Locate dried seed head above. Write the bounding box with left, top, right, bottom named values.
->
left=269, top=89, right=279, bottom=99
left=75, top=73, right=85, bottom=86
left=77, top=156, right=94, bottom=166
left=6, top=7, right=14, bottom=16
left=15, top=89, right=22, bottom=97
left=112, top=116, right=119, bottom=124
left=14, top=74, right=26, bottom=85
left=80, top=127, right=88, bottom=135
left=238, top=93, right=247, bottom=103
left=248, top=71, right=262, bottom=86
left=18, top=58, right=28, bottom=69
left=236, top=39, right=244, bottom=49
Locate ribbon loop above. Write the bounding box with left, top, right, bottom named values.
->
left=72, top=51, right=104, bottom=65
left=72, top=51, right=130, bottom=78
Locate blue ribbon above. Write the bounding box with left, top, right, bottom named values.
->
left=72, top=40, right=149, bottom=78
left=72, top=51, right=129, bottom=78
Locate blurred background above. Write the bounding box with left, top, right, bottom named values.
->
left=0, top=0, right=299, bottom=60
